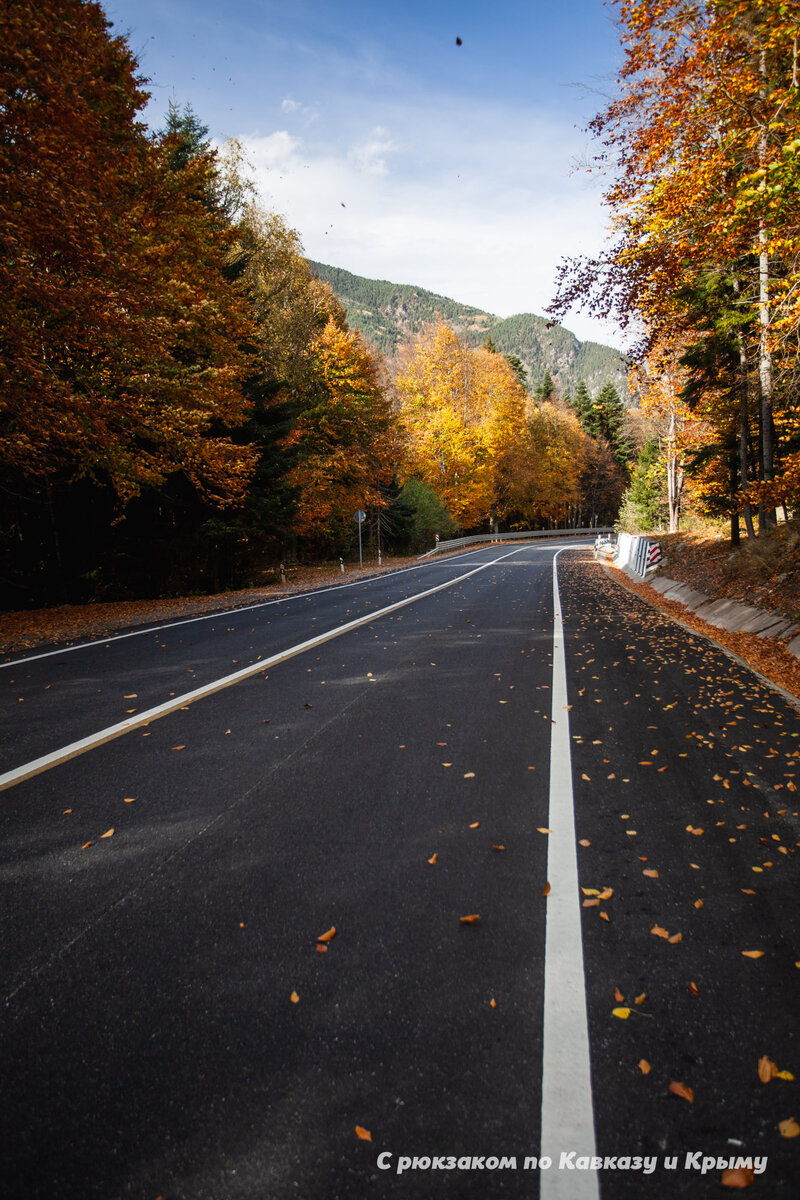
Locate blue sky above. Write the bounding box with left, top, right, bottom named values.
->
left=104, top=0, right=623, bottom=345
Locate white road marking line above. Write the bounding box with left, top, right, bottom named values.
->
left=540, top=549, right=599, bottom=1197
left=0, top=541, right=592, bottom=670
left=0, top=548, right=528, bottom=792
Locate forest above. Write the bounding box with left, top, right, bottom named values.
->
left=2, top=0, right=798, bottom=608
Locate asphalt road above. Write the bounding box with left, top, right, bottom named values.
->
left=1, top=541, right=798, bottom=1199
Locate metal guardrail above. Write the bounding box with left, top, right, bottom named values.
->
left=418, top=527, right=614, bottom=558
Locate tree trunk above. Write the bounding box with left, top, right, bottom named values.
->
left=757, top=49, right=776, bottom=533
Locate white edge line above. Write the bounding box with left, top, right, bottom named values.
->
left=0, top=548, right=527, bottom=792
left=0, top=541, right=593, bottom=671
left=540, top=548, right=599, bottom=1197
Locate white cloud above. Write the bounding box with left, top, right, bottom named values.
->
left=238, top=101, right=622, bottom=347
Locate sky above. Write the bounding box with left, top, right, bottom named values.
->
left=104, top=0, right=624, bottom=347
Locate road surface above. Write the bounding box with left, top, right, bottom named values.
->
left=1, top=541, right=798, bottom=1198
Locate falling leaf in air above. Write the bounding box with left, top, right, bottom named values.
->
left=317, top=926, right=336, bottom=943
left=779, top=1117, right=800, bottom=1138
left=638, top=1059, right=651, bottom=1074
left=290, top=991, right=299, bottom=1004
left=612, top=1007, right=631, bottom=1019
left=100, top=828, right=114, bottom=839
left=460, top=914, right=480, bottom=924
left=427, top=853, right=438, bottom=865
left=355, top=1126, right=372, bottom=1142
left=669, top=1081, right=694, bottom=1102
left=741, top=950, right=765, bottom=959
left=721, top=1166, right=755, bottom=1188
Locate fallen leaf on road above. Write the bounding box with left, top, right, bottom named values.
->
left=317, top=926, right=336, bottom=943
left=669, top=1081, right=694, bottom=1102
left=694, top=899, right=704, bottom=909
left=598, top=887, right=614, bottom=900
left=759, top=1056, right=777, bottom=1083
left=316, top=944, right=328, bottom=953
left=171, top=745, right=185, bottom=750
left=290, top=991, right=299, bottom=1004
left=668, top=932, right=683, bottom=944
left=643, top=869, right=659, bottom=878
left=651, top=925, right=670, bottom=939
left=600, top=911, right=610, bottom=922
left=460, top=914, right=480, bottom=924
left=355, top=1126, right=372, bottom=1142
left=123, top=797, right=136, bottom=803
left=721, top=1166, right=755, bottom=1189
left=582, top=898, right=600, bottom=907
left=492, top=844, right=506, bottom=851
left=463, top=772, right=476, bottom=779
left=614, top=987, right=625, bottom=1002
left=537, top=827, right=551, bottom=834
left=124, top=694, right=137, bottom=698
left=638, top=1059, right=651, bottom=1074
left=469, top=821, right=480, bottom=828
left=777, top=1070, right=795, bottom=1080
left=62, top=809, right=72, bottom=814
left=612, top=1007, right=631, bottom=1019
left=542, top=882, right=551, bottom=896
left=81, top=841, right=92, bottom=849
left=427, top=853, right=437, bottom=865
left=686, top=826, right=704, bottom=836
left=779, top=1118, right=800, bottom=1138
left=741, top=950, right=765, bottom=959
left=582, top=888, right=600, bottom=896
left=579, top=839, right=591, bottom=846
left=100, top=828, right=114, bottom=839
left=635, top=993, right=646, bottom=1005
left=688, top=982, right=700, bottom=996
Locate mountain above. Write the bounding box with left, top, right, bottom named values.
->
left=307, top=260, right=629, bottom=398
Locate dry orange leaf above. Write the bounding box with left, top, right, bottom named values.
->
left=582, top=898, right=600, bottom=907
left=62, top=808, right=72, bottom=814
left=651, top=925, right=670, bottom=939
left=758, top=1055, right=777, bottom=1083
left=427, top=853, right=438, bottom=865
left=638, top=1059, right=651, bottom=1074
left=492, top=844, right=506, bottom=851
left=460, top=914, right=480, bottom=924
left=489, top=998, right=497, bottom=1008
left=100, top=828, right=114, bottom=839
left=316, top=944, right=328, bottom=953
left=668, top=932, right=683, bottom=944
left=741, top=950, right=765, bottom=959
left=537, top=827, right=551, bottom=834
left=81, top=841, right=92, bottom=849
left=290, top=991, right=300, bottom=1004
left=123, top=797, right=136, bottom=803
left=542, top=882, right=551, bottom=896
left=598, top=887, right=614, bottom=900
left=578, top=838, right=591, bottom=846
left=599, top=911, right=610, bottom=922
left=317, top=926, right=337, bottom=943
left=688, top=981, right=700, bottom=996
left=642, top=868, right=659, bottom=878
left=612, top=1007, right=631, bottom=1019
left=721, top=1166, right=755, bottom=1189
left=635, top=993, right=646, bottom=1005
left=469, top=821, right=480, bottom=828
left=686, top=825, right=704, bottom=836
left=463, top=772, right=476, bottom=779
left=694, top=899, right=704, bottom=909
left=669, top=1081, right=694, bottom=1102
left=355, top=1126, right=372, bottom=1142
left=614, top=987, right=625, bottom=1002
left=779, top=1117, right=800, bottom=1138
left=171, top=745, right=185, bottom=750
left=124, top=694, right=137, bottom=698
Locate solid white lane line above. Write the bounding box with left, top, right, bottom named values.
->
left=540, top=549, right=599, bottom=1197
left=0, top=547, right=528, bottom=792
left=0, top=545, right=507, bottom=671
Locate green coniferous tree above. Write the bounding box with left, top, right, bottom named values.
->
left=535, top=370, right=556, bottom=401
left=570, top=381, right=595, bottom=434
left=594, top=382, right=632, bottom=469
left=505, top=354, right=528, bottom=390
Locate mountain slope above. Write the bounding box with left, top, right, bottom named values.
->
left=307, top=260, right=628, bottom=397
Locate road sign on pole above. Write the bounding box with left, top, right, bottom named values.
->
left=354, top=510, right=365, bottom=567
